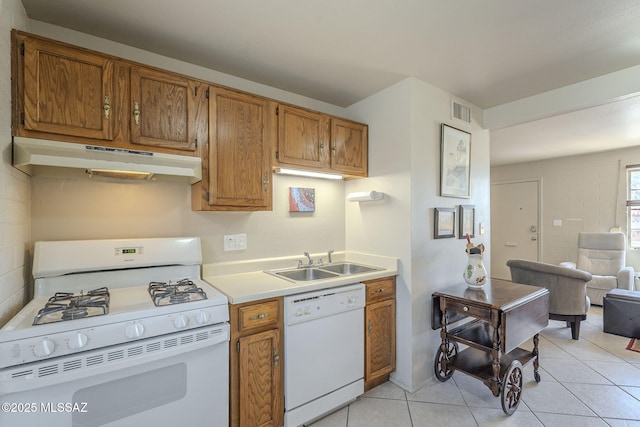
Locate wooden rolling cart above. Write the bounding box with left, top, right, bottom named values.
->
left=431, top=279, right=549, bottom=415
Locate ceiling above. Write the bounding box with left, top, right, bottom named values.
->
left=20, top=0, right=640, bottom=165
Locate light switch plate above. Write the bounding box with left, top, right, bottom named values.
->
left=224, top=234, right=247, bottom=251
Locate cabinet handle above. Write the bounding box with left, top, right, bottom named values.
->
left=249, top=312, right=271, bottom=320
left=133, top=101, right=141, bottom=125
left=332, top=145, right=337, bottom=152
left=103, top=95, right=111, bottom=120
left=375, top=288, right=386, bottom=293
left=273, top=346, right=280, bottom=369
left=367, top=319, right=372, bottom=336
left=262, top=172, right=270, bottom=192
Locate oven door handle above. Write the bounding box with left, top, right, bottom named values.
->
left=0, top=324, right=229, bottom=395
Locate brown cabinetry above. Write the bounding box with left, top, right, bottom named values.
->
left=275, top=105, right=368, bottom=178
left=12, top=30, right=202, bottom=157
left=14, top=31, right=114, bottom=141
left=330, top=118, right=368, bottom=177
left=275, top=104, right=329, bottom=169
left=129, top=66, right=201, bottom=152
left=229, top=297, right=284, bottom=427
left=192, top=86, right=273, bottom=211
left=364, top=276, right=396, bottom=391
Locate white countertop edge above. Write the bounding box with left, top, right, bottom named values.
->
left=202, top=252, right=399, bottom=304
left=202, top=251, right=397, bottom=277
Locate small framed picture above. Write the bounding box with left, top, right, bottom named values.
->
left=289, top=187, right=315, bottom=212
left=459, top=205, right=475, bottom=239
left=440, top=124, right=471, bottom=198
left=434, top=207, right=456, bottom=239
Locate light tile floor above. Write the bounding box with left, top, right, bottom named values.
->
left=310, top=306, right=640, bottom=427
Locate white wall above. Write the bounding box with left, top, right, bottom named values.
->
left=31, top=174, right=345, bottom=263
left=346, top=78, right=490, bottom=392
left=0, top=0, right=30, bottom=325
left=491, top=145, right=640, bottom=271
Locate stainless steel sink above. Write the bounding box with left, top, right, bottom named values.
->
left=319, top=262, right=382, bottom=275
left=272, top=268, right=340, bottom=281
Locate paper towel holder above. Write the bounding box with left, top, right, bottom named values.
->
left=347, top=191, right=385, bottom=202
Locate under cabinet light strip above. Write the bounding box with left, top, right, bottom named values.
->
left=275, top=168, right=343, bottom=180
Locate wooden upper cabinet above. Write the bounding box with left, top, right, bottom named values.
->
left=206, top=87, right=272, bottom=210
left=130, top=66, right=198, bottom=152
left=276, top=104, right=329, bottom=169
left=17, top=31, right=114, bottom=141
left=330, top=118, right=368, bottom=177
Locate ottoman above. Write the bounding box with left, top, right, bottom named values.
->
left=603, top=289, right=640, bottom=338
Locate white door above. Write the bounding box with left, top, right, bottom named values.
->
left=491, top=179, right=540, bottom=279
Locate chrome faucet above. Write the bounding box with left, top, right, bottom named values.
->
left=303, top=252, right=313, bottom=266
left=327, top=250, right=334, bottom=264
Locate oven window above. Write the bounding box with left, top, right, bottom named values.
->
left=72, top=363, right=187, bottom=427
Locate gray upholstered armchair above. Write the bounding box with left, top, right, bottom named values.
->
left=560, top=232, right=634, bottom=305
left=507, top=259, right=592, bottom=340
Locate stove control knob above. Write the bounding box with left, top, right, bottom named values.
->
left=173, top=314, right=189, bottom=329
left=195, top=311, right=210, bottom=325
left=68, top=332, right=89, bottom=350
left=33, top=339, right=55, bottom=358
left=125, top=321, right=145, bottom=339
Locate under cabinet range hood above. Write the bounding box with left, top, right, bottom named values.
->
left=12, top=137, right=202, bottom=184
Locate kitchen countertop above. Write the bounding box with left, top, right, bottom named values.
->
left=202, top=251, right=398, bottom=304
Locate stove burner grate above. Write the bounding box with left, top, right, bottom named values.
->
left=33, top=287, right=110, bottom=325
left=148, top=279, right=208, bottom=306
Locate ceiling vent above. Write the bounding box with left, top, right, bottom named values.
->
left=451, top=100, right=472, bottom=124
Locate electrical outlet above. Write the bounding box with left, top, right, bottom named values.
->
left=224, top=234, right=247, bottom=251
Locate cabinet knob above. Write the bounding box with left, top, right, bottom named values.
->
left=463, top=306, right=469, bottom=312
left=103, top=95, right=111, bottom=120
left=133, top=101, right=141, bottom=125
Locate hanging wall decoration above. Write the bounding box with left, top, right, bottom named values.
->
left=434, top=207, right=456, bottom=239
left=440, top=124, right=471, bottom=198
left=459, top=205, right=475, bottom=239
left=289, top=187, right=316, bottom=212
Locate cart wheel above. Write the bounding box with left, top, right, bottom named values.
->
left=534, top=371, right=541, bottom=383
left=434, top=341, right=459, bottom=382
left=501, top=360, right=523, bottom=415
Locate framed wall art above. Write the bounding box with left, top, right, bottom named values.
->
left=440, top=124, right=471, bottom=198
left=289, top=187, right=315, bottom=212
left=459, top=204, right=475, bottom=239
left=434, top=207, right=455, bottom=239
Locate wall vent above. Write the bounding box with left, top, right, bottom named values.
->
left=451, top=100, right=472, bottom=123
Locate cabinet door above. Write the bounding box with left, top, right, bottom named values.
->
left=365, top=299, right=396, bottom=383
left=239, top=329, right=283, bottom=427
left=330, top=118, right=368, bottom=176
left=276, top=104, right=329, bottom=168
left=130, top=66, right=197, bottom=151
left=208, top=87, right=272, bottom=209
left=20, top=34, right=114, bottom=140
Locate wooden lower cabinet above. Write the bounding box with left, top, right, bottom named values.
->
left=364, top=277, right=396, bottom=391
left=229, top=297, right=284, bottom=427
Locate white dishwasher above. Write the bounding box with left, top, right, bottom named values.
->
left=284, top=283, right=365, bottom=427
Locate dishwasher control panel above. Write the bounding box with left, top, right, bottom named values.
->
left=284, top=283, right=365, bottom=325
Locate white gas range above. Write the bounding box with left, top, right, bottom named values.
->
left=0, top=237, right=229, bottom=427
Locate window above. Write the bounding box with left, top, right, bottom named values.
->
left=627, top=167, right=640, bottom=248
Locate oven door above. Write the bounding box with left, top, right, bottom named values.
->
left=0, top=323, right=229, bottom=427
